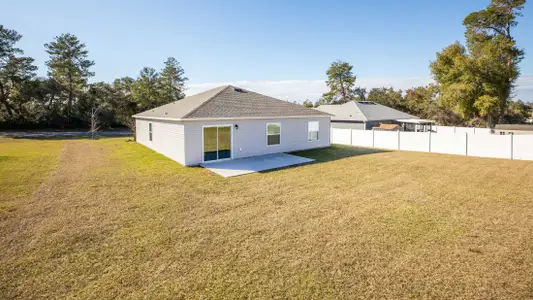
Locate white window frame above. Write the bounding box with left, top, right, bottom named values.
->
left=266, top=123, right=281, bottom=147
left=148, top=122, right=153, bottom=141
left=308, top=121, right=319, bottom=142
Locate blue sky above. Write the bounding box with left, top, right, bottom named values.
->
left=2, top=0, right=532, bottom=101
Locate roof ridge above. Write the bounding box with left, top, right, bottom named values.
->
left=182, top=85, right=232, bottom=119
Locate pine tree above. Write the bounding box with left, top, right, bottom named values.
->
left=159, top=57, right=187, bottom=103
left=45, top=33, right=94, bottom=124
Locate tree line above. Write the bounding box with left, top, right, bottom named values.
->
left=0, top=0, right=529, bottom=130
left=0, top=26, right=187, bottom=130
left=306, top=0, right=530, bottom=127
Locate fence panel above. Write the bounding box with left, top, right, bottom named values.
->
left=329, top=128, right=533, bottom=161
left=399, top=132, right=430, bottom=152
left=512, top=135, right=533, bottom=160
left=455, top=127, right=476, bottom=135
left=430, top=133, right=467, bottom=156
left=467, top=134, right=512, bottom=159
left=436, top=126, right=491, bottom=135
left=331, top=128, right=351, bottom=145
left=474, top=128, right=491, bottom=135
left=435, top=126, right=456, bottom=134
left=351, top=130, right=373, bottom=147
left=374, top=131, right=399, bottom=150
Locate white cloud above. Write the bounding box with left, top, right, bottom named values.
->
left=187, top=75, right=533, bottom=103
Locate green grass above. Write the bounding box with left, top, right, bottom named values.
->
left=0, top=138, right=63, bottom=214
left=1, top=138, right=533, bottom=299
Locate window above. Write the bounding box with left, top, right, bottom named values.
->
left=308, top=121, right=319, bottom=141
left=266, top=123, right=281, bottom=146
left=149, top=122, right=153, bottom=141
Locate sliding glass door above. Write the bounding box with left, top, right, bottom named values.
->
left=203, top=126, right=232, bottom=162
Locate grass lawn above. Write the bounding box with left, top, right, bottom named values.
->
left=1, top=138, right=533, bottom=299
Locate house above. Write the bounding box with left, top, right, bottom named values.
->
left=133, top=85, right=331, bottom=166
left=494, top=124, right=533, bottom=135
left=315, top=101, right=435, bottom=132
left=373, top=123, right=400, bottom=131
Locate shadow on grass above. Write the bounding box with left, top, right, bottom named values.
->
left=259, top=144, right=389, bottom=174
left=291, top=144, right=389, bottom=163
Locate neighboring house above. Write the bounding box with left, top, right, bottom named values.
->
left=494, top=124, right=533, bottom=135
left=133, top=85, right=331, bottom=166
left=373, top=123, right=400, bottom=131
left=315, top=101, right=435, bottom=132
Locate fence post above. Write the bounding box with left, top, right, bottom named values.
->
left=397, top=130, right=401, bottom=150
left=454, top=126, right=457, bottom=134
left=465, top=132, right=469, bottom=156
left=510, top=134, right=514, bottom=160
left=350, top=128, right=353, bottom=146
left=372, top=129, right=375, bottom=148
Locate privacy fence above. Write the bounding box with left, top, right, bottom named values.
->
left=433, top=125, right=492, bottom=135
left=331, top=128, right=533, bottom=161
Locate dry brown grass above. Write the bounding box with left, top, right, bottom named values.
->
left=2, top=138, right=533, bottom=299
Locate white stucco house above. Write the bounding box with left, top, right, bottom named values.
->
left=133, top=85, right=331, bottom=166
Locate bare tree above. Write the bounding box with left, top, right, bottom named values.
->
left=89, top=107, right=101, bottom=139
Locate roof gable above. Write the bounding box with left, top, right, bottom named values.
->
left=134, top=85, right=330, bottom=120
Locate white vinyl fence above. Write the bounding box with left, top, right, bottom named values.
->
left=434, top=125, right=492, bottom=135
left=331, top=128, right=533, bottom=161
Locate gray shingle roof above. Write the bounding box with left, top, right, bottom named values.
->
left=315, top=101, right=417, bottom=122
left=495, top=124, right=533, bottom=131
left=134, top=85, right=330, bottom=120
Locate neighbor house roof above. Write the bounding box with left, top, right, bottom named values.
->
left=133, top=85, right=330, bottom=120
left=315, top=101, right=417, bottom=122
left=495, top=124, right=533, bottom=131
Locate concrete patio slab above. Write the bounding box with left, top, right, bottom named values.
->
left=200, top=153, right=314, bottom=177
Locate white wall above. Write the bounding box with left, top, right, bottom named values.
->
left=331, top=128, right=351, bottom=145
left=136, top=119, right=186, bottom=165
left=512, top=135, right=533, bottom=160
left=430, top=133, right=467, bottom=156
left=331, top=129, right=533, bottom=161
left=474, top=128, right=491, bottom=135
left=184, top=117, right=331, bottom=166
left=467, top=134, right=512, bottom=159
left=399, top=132, right=430, bottom=152
left=435, top=125, right=491, bottom=135
left=435, top=126, right=457, bottom=135
left=352, top=130, right=373, bottom=147
left=455, top=127, right=475, bottom=135
left=374, top=131, right=399, bottom=150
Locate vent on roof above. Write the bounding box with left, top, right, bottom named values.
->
left=358, top=101, right=376, bottom=105
left=234, top=87, right=245, bottom=93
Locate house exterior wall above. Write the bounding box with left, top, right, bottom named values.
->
left=494, top=129, right=533, bottom=135
left=183, top=117, right=330, bottom=166
left=331, top=120, right=397, bottom=130
left=135, top=119, right=186, bottom=165
left=366, top=121, right=384, bottom=130
left=331, top=121, right=365, bottom=130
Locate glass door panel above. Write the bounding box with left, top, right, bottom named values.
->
left=217, top=126, right=231, bottom=159
left=203, top=127, right=218, bottom=161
